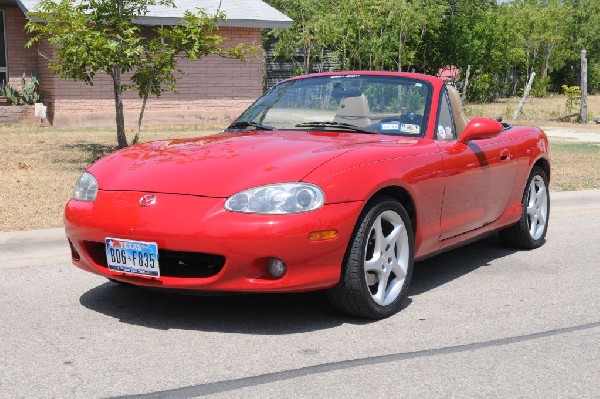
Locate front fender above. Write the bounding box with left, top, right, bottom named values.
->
left=303, top=143, right=445, bottom=258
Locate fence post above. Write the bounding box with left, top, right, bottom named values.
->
left=462, top=65, right=471, bottom=102
left=513, top=72, right=536, bottom=120
left=581, top=49, right=588, bottom=123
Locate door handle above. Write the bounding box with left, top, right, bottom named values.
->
left=500, top=149, right=511, bottom=161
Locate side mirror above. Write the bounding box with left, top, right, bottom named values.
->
left=458, top=118, right=503, bottom=144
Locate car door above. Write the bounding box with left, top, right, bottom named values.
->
left=435, top=87, right=517, bottom=240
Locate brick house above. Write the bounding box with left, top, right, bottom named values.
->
left=0, top=0, right=291, bottom=126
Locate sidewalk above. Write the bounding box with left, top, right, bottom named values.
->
left=1, top=190, right=599, bottom=251
left=543, top=127, right=600, bottom=142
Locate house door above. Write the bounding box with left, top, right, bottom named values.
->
left=0, top=10, right=6, bottom=85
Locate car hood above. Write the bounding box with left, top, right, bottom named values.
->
left=89, top=131, right=392, bottom=197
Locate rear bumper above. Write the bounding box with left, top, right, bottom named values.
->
left=65, top=191, right=363, bottom=292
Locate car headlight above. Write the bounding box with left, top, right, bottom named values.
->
left=225, top=183, right=325, bottom=214
left=72, top=172, right=98, bottom=201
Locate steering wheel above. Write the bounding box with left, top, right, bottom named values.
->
left=380, top=113, right=422, bottom=124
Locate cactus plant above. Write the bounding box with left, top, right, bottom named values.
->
left=1, top=84, right=21, bottom=105
left=21, top=73, right=40, bottom=105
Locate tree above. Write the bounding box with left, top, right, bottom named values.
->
left=266, top=0, right=336, bottom=74
left=265, top=0, right=599, bottom=101
left=26, top=0, right=254, bottom=148
left=553, top=0, right=600, bottom=93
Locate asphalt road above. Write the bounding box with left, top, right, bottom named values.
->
left=1, top=191, right=599, bottom=398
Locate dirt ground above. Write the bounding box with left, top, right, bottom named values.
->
left=464, top=94, right=600, bottom=125
left=0, top=126, right=215, bottom=231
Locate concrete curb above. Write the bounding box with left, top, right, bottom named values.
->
left=0, top=227, right=67, bottom=259
left=0, top=190, right=598, bottom=250
left=551, top=189, right=600, bottom=208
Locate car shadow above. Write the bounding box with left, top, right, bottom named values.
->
left=79, top=284, right=378, bottom=333
left=410, top=233, right=518, bottom=296
left=79, top=234, right=517, bottom=334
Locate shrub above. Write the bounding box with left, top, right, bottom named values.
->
left=562, top=85, right=581, bottom=114
left=531, top=76, right=550, bottom=98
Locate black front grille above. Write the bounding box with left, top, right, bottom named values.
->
left=82, top=241, right=226, bottom=278
left=158, top=249, right=225, bottom=277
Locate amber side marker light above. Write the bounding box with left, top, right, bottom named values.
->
left=308, top=230, right=339, bottom=241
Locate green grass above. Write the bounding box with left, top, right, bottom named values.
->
left=551, top=142, right=600, bottom=153
left=550, top=142, right=600, bottom=191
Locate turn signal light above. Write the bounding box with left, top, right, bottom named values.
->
left=308, top=230, right=338, bottom=241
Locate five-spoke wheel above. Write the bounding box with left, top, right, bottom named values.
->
left=364, top=210, right=410, bottom=306
left=327, top=196, right=414, bottom=319
left=526, top=174, right=549, bottom=241
left=500, top=166, right=550, bottom=248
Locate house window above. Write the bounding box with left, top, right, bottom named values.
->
left=0, top=10, right=7, bottom=85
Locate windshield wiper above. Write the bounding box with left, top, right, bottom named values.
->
left=227, top=121, right=274, bottom=131
left=295, top=121, right=376, bottom=134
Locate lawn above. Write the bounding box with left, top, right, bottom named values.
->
left=0, top=125, right=216, bottom=231
left=1, top=105, right=599, bottom=231
left=549, top=142, right=600, bottom=191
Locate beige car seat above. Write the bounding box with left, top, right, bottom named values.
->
left=333, top=92, right=371, bottom=127
left=446, top=84, right=469, bottom=137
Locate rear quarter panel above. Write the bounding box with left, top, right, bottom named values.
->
left=504, top=126, right=551, bottom=211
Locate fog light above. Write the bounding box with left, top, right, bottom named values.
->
left=267, top=258, right=287, bottom=277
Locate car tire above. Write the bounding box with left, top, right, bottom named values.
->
left=327, top=196, right=414, bottom=319
left=499, top=166, right=550, bottom=249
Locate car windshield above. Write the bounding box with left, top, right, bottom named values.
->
left=228, top=74, right=432, bottom=137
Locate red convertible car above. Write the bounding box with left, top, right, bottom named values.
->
left=65, top=72, right=550, bottom=319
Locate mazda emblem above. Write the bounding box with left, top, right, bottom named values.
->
left=139, top=194, right=157, bottom=207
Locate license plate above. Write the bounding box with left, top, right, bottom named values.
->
left=105, top=238, right=160, bottom=277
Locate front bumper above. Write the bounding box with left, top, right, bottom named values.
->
left=65, top=190, right=364, bottom=292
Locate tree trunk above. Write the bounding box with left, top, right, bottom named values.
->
left=462, top=65, right=471, bottom=102
left=581, top=49, right=588, bottom=123
left=304, top=44, right=311, bottom=73
left=540, top=43, right=553, bottom=78
left=133, top=93, right=148, bottom=145
left=513, top=72, right=536, bottom=120
left=512, top=66, right=519, bottom=96
left=525, top=47, right=530, bottom=78
left=397, top=32, right=403, bottom=72
left=319, top=47, right=324, bottom=73
left=111, top=64, right=127, bottom=148
left=358, top=30, right=362, bottom=70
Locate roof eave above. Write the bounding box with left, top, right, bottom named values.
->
left=133, top=16, right=292, bottom=29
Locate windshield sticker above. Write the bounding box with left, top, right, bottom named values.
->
left=330, top=75, right=361, bottom=79
left=381, top=123, right=400, bottom=131
left=401, top=123, right=420, bottom=134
